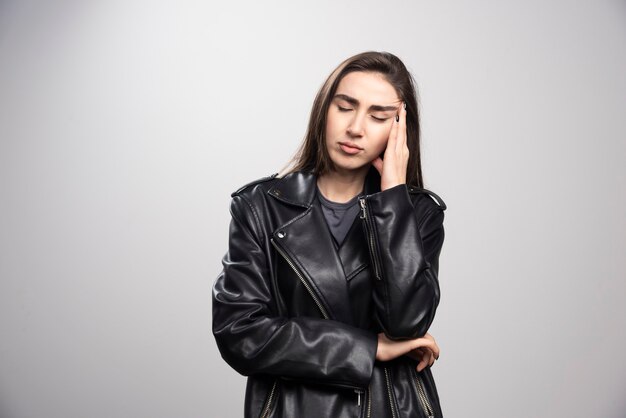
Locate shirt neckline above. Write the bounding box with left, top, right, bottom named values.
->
left=315, top=184, right=362, bottom=209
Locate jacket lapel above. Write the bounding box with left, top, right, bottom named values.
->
left=266, top=166, right=381, bottom=325
left=337, top=213, right=370, bottom=282
left=266, top=170, right=352, bottom=324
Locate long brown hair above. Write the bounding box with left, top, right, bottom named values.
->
left=277, top=51, right=425, bottom=188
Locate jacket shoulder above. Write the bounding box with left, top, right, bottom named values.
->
left=407, top=185, right=447, bottom=211
left=230, top=172, right=280, bottom=198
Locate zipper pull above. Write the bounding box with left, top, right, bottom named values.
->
left=354, top=388, right=363, bottom=406
left=359, top=198, right=367, bottom=219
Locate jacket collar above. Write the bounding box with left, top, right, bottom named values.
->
left=267, top=164, right=381, bottom=207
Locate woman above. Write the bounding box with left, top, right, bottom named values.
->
left=213, top=51, right=447, bottom=418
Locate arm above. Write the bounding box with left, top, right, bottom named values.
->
left=359, top=183, right=446, bottom=340
left=212, top=194, right=378, bottom=389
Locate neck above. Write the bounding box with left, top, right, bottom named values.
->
left=316, top=165, right=369, bottom=203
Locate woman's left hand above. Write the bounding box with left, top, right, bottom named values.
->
left=371, top=101, right=409, bottom=191
left=406, top=332, right=440, bottom=372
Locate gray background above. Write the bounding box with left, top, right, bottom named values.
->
left=1, top=1, right=624, bottom=417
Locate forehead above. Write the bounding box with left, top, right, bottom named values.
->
left=335, top=71, right=400, bottom=104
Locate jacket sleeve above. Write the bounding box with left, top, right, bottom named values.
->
left=212, top=194, right=378, bottom=389
left=359, top=183, right=446, bottom=340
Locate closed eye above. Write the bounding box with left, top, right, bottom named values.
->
left=338, top=106, right=389, bottom=123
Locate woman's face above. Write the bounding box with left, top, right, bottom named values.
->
left=325, top=71, right=401, bottom=172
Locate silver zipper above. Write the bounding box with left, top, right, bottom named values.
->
left=271, top=238, right=330, bottom=319
left=260, top=380, right=278, bottom=418
left=359, top=198, right=383, bottom=280
left=383, top=366, right=397, bottom=418
left=413, top=368, right=435, bottom=417
left=355, top=388, right=363, bottom=406
left=367, top=383, right=371, bottom=418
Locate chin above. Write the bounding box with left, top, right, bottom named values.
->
left=331, top=157, right=369, bottom=172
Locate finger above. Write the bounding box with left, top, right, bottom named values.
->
left=433, top=338, right=441, bottom=360
left=388, top=105, right=399, bottom=147
left=426, top=338, right=440, bottom=359
left=399, top=337, right=439, bottom=359
left=417, top=355, right=428, bottom=372
left=411, top=337, right=439, bottom=358
left=397, top=101, right=407, bottom=151
left=404, top=340, right=437, bottom=365
left=423, top=337, right=439, bottom=360
left=419, top=347, right=435, bottom=366
left=426, top=343, right=439, bottom=360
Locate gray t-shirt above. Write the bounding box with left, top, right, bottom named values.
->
left=316, top=184, right=363, bottom=247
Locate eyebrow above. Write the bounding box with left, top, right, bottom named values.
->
left=332, top=93, right=399, bottom=112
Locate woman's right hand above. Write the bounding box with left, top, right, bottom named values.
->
left=375, top=332, right=440, bottom=366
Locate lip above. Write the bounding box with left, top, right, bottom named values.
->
left=338, top=141, right=363, bottom=150
left=339, top=143, right=362, bottom=155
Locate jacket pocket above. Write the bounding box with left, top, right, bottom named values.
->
left=410, top=365, right=436, bottom=418
left=259, top=379, right=278, bottom=418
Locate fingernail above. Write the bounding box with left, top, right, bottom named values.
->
left=395, top=114, right=399, bottom=122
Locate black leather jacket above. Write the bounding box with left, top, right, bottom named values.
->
left=212, top=165, right=447, bottom=417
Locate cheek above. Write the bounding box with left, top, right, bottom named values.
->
left=372, top=141, right=387, bottom=156
left=325, top=112, right=336, bottom=137
left=324, top=116, right=338, bottom=150
left=371, top=125, right=391, bottom=149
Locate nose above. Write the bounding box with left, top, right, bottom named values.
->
left=346, top=111, right=365, bottom=137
